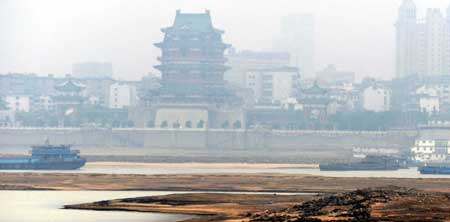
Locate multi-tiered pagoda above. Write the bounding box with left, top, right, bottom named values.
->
left=143, top=10, right=244, bottom=129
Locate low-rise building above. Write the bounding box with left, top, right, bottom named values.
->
left=245, top=67, right=299, bottom=104
left=109, top=82, right=137, bottom=109
left=419, top=96, right=439, bottom=115
left=411, top=139, right=449, bottom=162
left=32, top=96, right=54, bottom=111
left=328, top=83, right=361, bottom=112
left=362, top=85, right=391, bottom=112
left=5, top=95, right=30, bottom=112
left=297, top=82, right=336, bottom=121
left=52, top=78, right=86, bottom=114
left=226, top=48, right=291, bottom=87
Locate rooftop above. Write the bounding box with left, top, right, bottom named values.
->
left=55, top=79, right=86, bottom=92
left=163, top=10, right=219, bottom=33
left=301, top=82, right=328, bottom=95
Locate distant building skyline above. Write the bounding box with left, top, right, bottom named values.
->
left=72, top=62, right=113, bottom=79
left=3, top=0, right=450, bottom=81
left=274, top=14, right=315, bottom=79
left=396, top=0, right=450, bottom=78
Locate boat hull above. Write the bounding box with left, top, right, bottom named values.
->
left=419, top=166, right=450, bottom=175
left=0, top=160, right=86, bottom=170
left=319, top=164, right=400, bottom=171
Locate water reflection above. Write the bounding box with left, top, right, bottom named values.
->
left=0, top=191, right=192, bottom=222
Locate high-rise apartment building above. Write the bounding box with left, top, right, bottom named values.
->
left=396, top=0, right=450, bottom=78
left=274, top=14, right=315, bottom=78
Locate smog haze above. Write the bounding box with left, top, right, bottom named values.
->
left=1, top=0, right=449, bottom=80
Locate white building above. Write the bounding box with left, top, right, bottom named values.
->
left=328, top=83, right=361, bottom=112
left=245, top=67, right=300, bottom=104
left=32, top=96, right=54, bottom=111
left=414, top=84, right=450, bottom=114
left=225, top=49, right=291, bottom=87
left=274, top=14, right=315, bottom=78
left=396, top=0, right=450, bottom=78
left=411, top=139, right=449, bottom=162
left=109, top=83, right=137, bottom=109
left=362, top=86, right=391, bottom=112
left=5, top=95, right=30, bottom=112
left=419, top=96, right=439, bottom=114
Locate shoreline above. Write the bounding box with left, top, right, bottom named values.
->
left=86, top=162, right=318, bottom=169
left=64, top=192, right=318, bottom=222
left=2, top=172, right=450, bottom=193
left=63, top=187, right=450, bottom=222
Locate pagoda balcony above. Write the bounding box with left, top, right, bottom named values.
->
left=157, top=56, right=226, bottom=63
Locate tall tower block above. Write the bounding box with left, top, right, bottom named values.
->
left=396, top=0, right=418, bottom=78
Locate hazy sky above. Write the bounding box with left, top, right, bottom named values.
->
left=1, top=0, right=450, bottom=81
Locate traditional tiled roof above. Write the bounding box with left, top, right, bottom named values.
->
left=162, top=10, right=220, bottom=33
left=55, top=79, right=85, bottom=92
left=302, top=82, right=328, bottom=95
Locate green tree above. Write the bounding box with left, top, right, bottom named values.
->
left=0, top=97, right=7, bottom=110
left=197, top=120, right=205, bottom=128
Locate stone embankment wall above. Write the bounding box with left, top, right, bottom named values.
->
left=0, top=128, right=417, bottom=151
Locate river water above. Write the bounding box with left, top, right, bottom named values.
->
left=0, top=191, right=194, bottom=222
left=2, top=164, right=450, bottom=221
left=3, top=163, right=450, bottom=178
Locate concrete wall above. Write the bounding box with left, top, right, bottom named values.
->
left=0, top=128, right=417, bottom=151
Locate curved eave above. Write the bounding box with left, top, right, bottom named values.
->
left=154, top=64, right=229, bottom=71
left=213, top=28, right=224, bottom=34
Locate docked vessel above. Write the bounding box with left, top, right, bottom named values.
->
left=418, top=165, right=450, bottom=174
left=0, top=142, right=85, bottom=170
left=319, top=155, right=402, bottom=171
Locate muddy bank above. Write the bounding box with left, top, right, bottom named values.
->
left=64, top=187, right=450, bottom=222
left=3, top=173, right=450, bottom=193
left=250, top=186, right=450, bottom=222
left=65, top=193, right=316, bottom=222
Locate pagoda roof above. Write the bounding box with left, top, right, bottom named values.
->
left=302, top=82, right=328, bottom=94
left=162, top=10, right=223, bottom=34
left=154, top=63, right=229, bottom=71
left=55, top=79, right=86, bottom=92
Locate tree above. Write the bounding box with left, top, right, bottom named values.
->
left=146, top=121, right=155, bottom=128
left=233, top=120, right=242, bottom=129
left=173, top=122, right=181, bottom=128
left=221, top=120, right=229, bottom=129
left=0, top=97, right=7, bottom=110
left=197, top=120, right=205, bottom=128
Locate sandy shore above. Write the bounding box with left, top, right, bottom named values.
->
left=65, top=193, right=316, bottom=222
left=2, top=172, right=450, bottom=193
left=86, top=162, right=318, bottom=169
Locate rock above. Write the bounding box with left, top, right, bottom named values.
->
left=249, top=186, right=450, bottom=222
